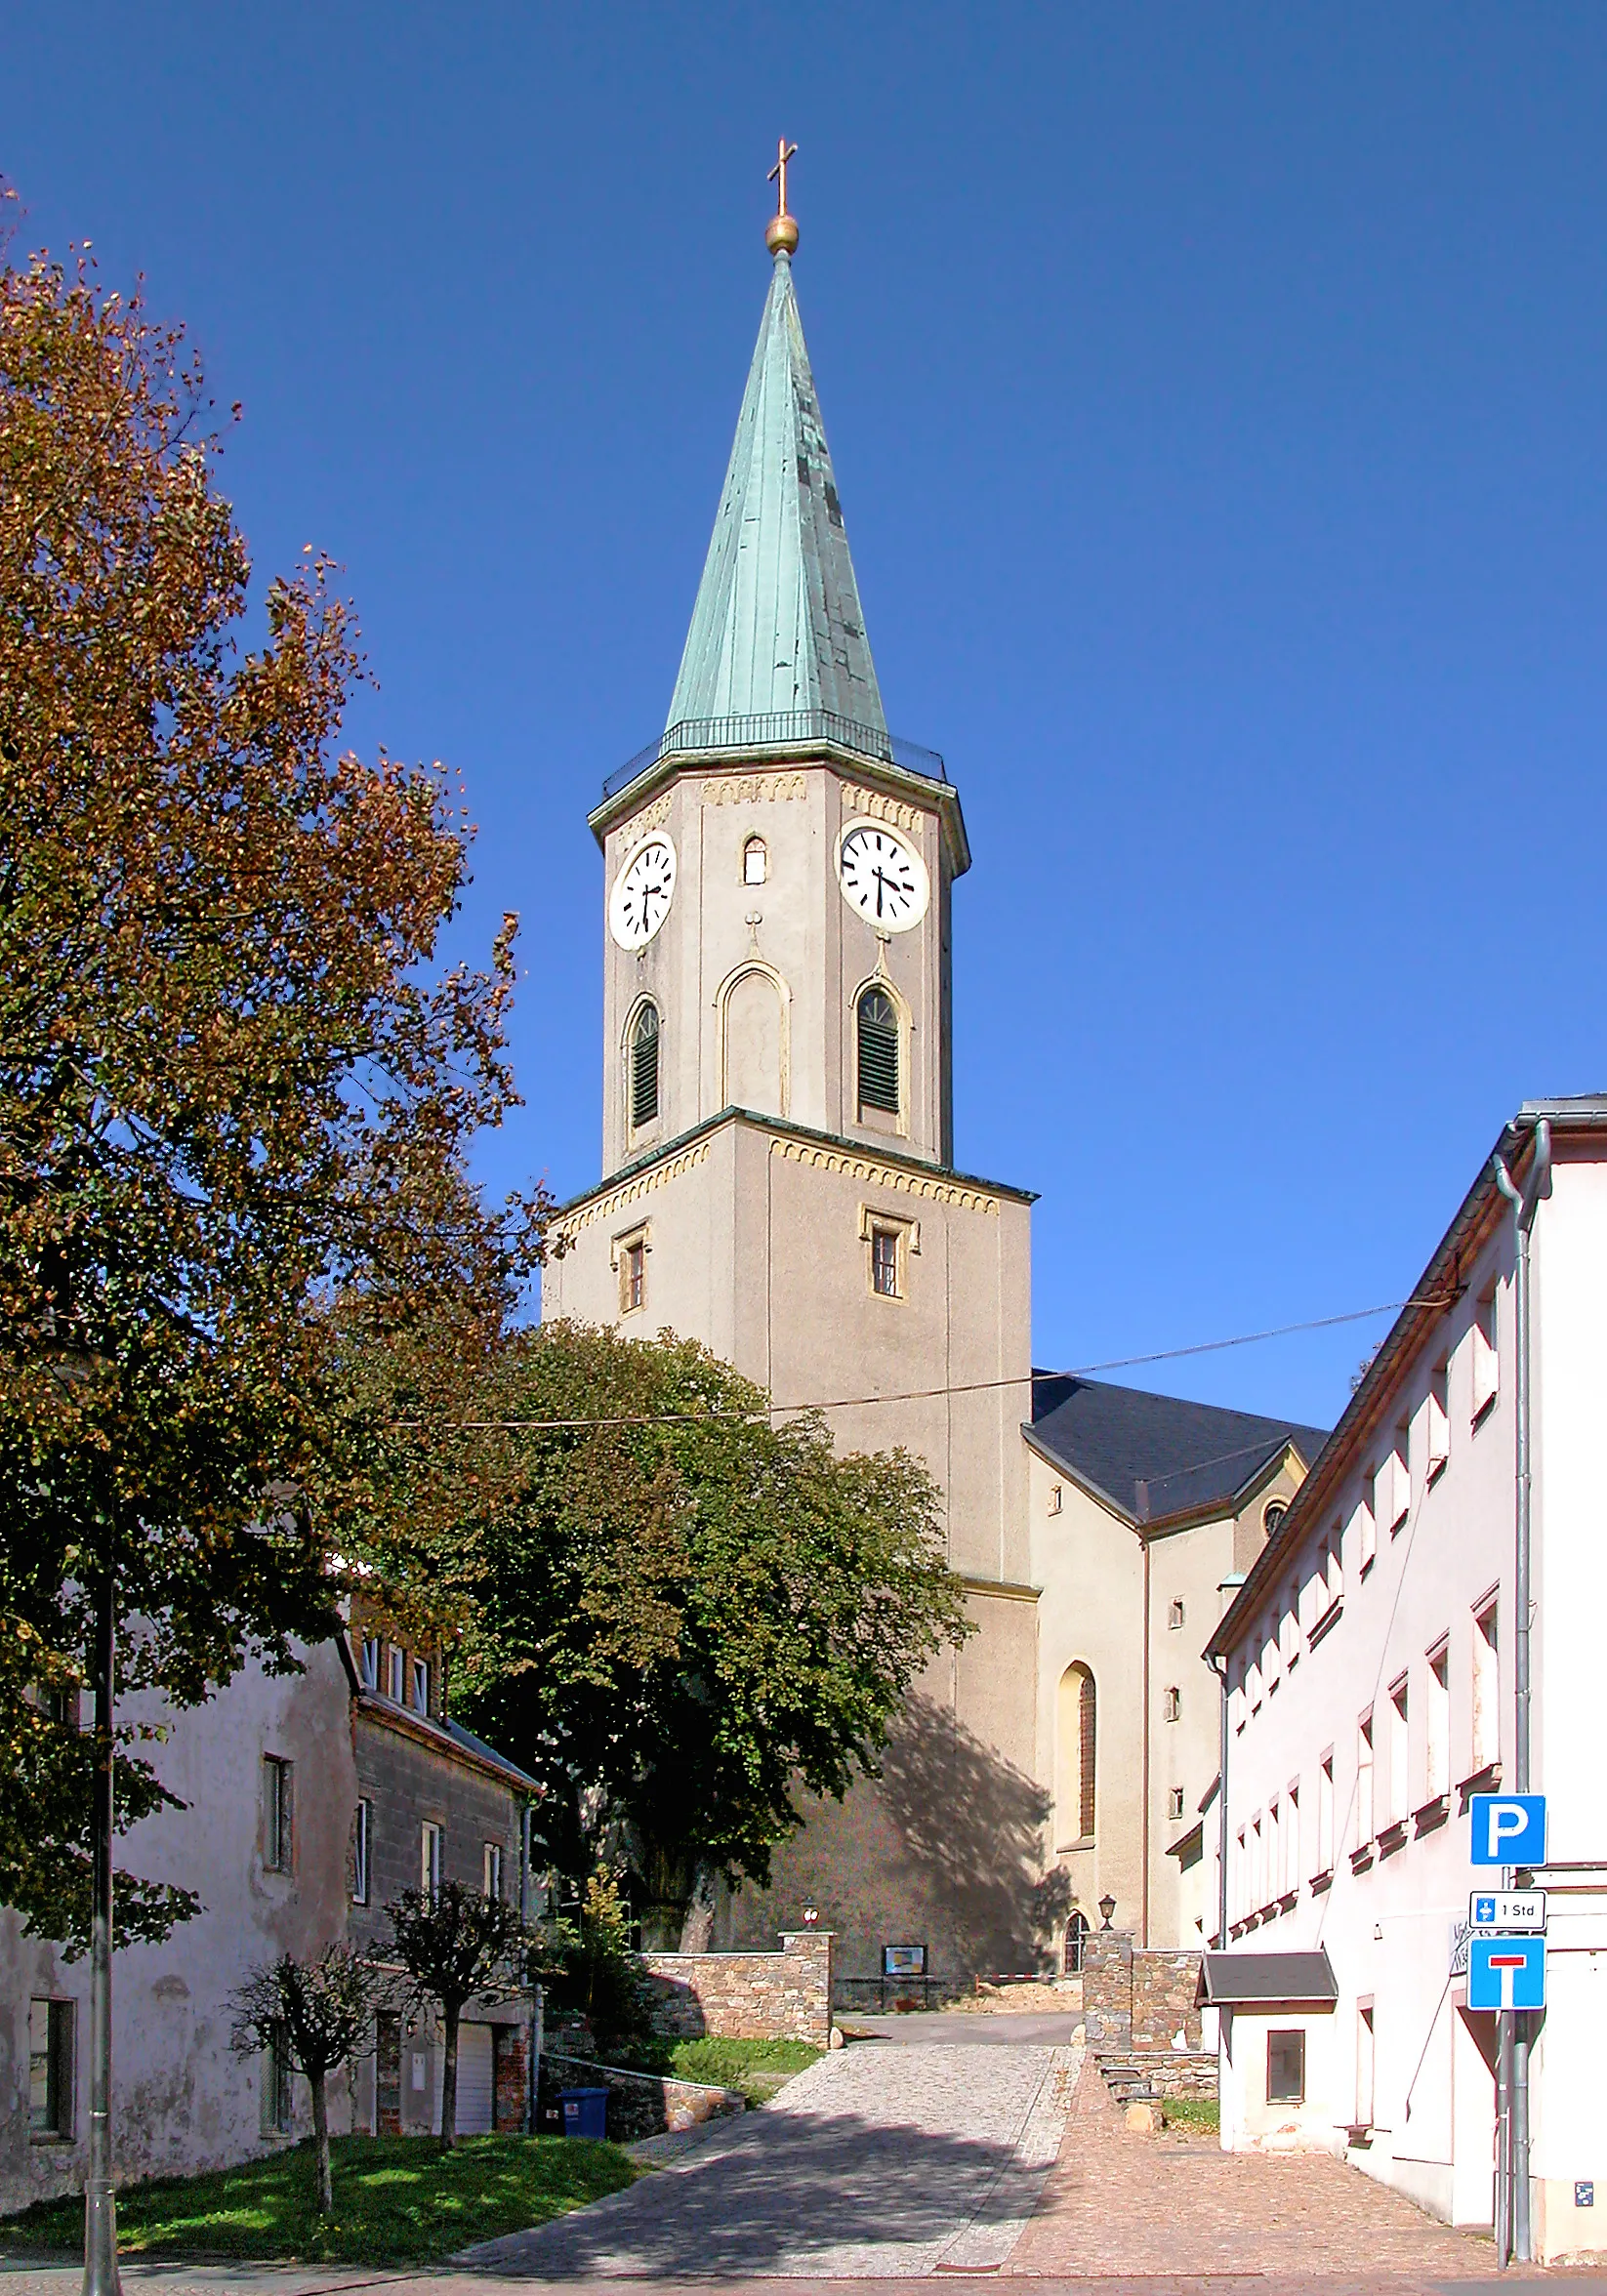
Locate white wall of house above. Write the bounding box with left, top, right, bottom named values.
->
left=1212, top=1121, right=1607, bottom=2264
left=1, top=1645, right=358, bottom=2208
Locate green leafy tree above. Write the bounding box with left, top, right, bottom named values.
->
left=412, top=1322, right=970, bottom=1946
left=229, top=1948, right=385, bottom=2217
left=385, top=1882, right=530, bottom=2149
left=0, top=199, right=540, bottom=1946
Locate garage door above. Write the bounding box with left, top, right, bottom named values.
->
left=456, top=2023, right=495, bottom=2136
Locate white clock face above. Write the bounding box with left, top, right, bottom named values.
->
left=608, top=836, right=677, bottom=950
left=837, top=821, right=929, bottom=933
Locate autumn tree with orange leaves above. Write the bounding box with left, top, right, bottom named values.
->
left=0, top=189, right=542, bottom=1948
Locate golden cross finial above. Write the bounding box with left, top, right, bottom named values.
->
left=768, top=138, right=798, bottom=218
left=765, top=139, right=800, bottom=257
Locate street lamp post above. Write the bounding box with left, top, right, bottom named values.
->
left=83, top=1517, right=121, bottom=2296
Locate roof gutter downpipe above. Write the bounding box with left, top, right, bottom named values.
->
left=1492, top=1117, right=1550, bottom=2269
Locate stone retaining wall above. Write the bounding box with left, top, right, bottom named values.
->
left=539, top=2051, right=744, bottom=2143
left=640, top=1929, right=834, bottom=2046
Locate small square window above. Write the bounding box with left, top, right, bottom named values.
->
left=1167, top=1785, right=1185, bottom=1821
left=1048, top=1483, right=1062, bottom=1517
left=871, top=1226, right=900, bottom=1298
left=1168, top=1598, right=1185, bottom=1630
left=1162, top=1685, right=1180, bottom=1723
left=1268, top=2028, right=1305, bottom=2104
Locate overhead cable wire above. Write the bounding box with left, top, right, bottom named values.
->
left=397, top=1294, right=1438, bottom=1434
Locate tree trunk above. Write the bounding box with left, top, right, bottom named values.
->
left=440, top=2006, right=460, bottom=2151
left=310, top=2071, right=333, bottom=2216
left=678, top=1864, right=719, bottom=1953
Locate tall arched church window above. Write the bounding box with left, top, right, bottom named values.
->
left=856, top=987, right=899, bottom=1116
left=630, top=1003, right=660, bottom=1130
left=1057, top=1662, right=1097, bottom=1844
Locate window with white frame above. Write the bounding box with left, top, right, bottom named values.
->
left=1425, top=1361, right=1450, bottom=1483
left=1471, top=1283, right=1500, bottom=1422
left=411, top=1658, right=431, bottom=1716
left=360, top=1636, right=381, bottom=1690
left=1425, top=1641, right=1450, bottom=1799
left=483, top=1841, right=503, bottom=1901
left=1357, top=1711, right=1375, bottom=1842
left=1386, top=1420, right=1411, bottom=1536
left=1472, top=1597, right=1500, bottom=1772
left=742, top=835, right=767, bottom=885
left=388, top=1645, right=405, bottom=1702
left=1387, top=1674, right=1410, bottom=1825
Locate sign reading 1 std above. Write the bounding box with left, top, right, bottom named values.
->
left=1469, top=1792, right=1546, bottom=1867
left=1469, top=1890, right=1546, bottom=1933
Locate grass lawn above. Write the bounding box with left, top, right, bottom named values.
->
left=663, top=2035, right=822, bottom=2107
left=0, top=2132, right=637, bottom=2267
left=1161, top=2095, right=1220, bottom=2133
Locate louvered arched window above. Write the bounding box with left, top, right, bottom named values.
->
left=856, top=987, right=899, bottom=1116
left=629, top=1003, right=660, bottom=1130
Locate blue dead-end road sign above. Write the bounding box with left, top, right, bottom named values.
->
left=1468, top=1935, right=1545, bottom=2011
left=1469, top=1792, right=1546, bottom=1866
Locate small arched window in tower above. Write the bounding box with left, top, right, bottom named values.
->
left=743, top=835, right=767, bottom=885
left=1263, top=1500, right=1287, bottom=1538
left=856, top=987, right=899, bottom=1116
left=629, top=1002, right=660, bottom=1131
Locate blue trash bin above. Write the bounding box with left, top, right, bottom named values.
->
left=560, top=2086, right=609, bottom=2141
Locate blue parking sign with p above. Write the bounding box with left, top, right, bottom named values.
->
left=1470, top=1793, right=1545, bottom=1867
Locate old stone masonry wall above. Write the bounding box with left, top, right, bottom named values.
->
left=641, top=1930, right=834, bottom=2047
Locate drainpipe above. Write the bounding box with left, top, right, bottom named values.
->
left=1141, top=1533, right=1152, bottom=1948
left=1492, top=1118, right=1550, bottom=2269
left=1210, top=1653, right=1230, bottom=1949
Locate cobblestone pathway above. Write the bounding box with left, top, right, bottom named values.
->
left=461, top=2041, right=1080, bottom=2278
left=1004, top=2055, right=1563, bottom=2287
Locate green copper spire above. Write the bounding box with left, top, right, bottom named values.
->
left=666, top=209, right=886, bottom=738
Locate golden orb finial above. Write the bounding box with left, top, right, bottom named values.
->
left=766, top=137, right=799, bottom=257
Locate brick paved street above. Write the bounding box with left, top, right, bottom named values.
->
left=1005, top=2056, right=1570, bottom=2287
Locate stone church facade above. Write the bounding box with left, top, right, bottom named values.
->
left=543, top=187, right=1326, bottom=1987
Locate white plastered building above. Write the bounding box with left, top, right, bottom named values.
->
left=1202, top=1097, right=1607, bottom=2265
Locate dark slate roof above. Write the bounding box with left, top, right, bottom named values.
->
left=1026, top=1374, right=1330, bottom=1528
left=1197, top=1949, right=1338, bottom=2008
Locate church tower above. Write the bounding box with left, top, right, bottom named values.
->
left=545, top=164, right=1039, bottom=1979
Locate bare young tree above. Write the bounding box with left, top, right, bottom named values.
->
left=385, top=1882, right=527, bottom=2149
left=230, top=1948, right=383, bottom=2215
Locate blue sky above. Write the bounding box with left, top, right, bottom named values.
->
left=6, top=4, right=1605, bottom=1428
